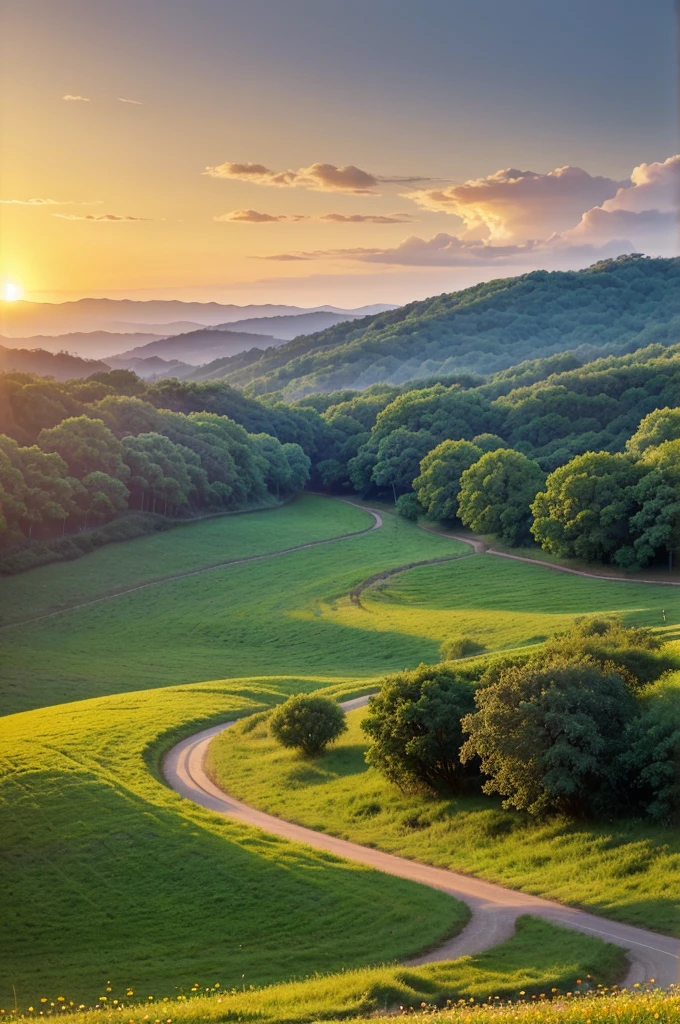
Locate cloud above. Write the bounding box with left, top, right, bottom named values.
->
left=601, top=155, right=680, bottom=214
left=214, top=209, right=416, bottom=224
left=319, top=212, right=416, bottom=224
left=214, top=209, right=306, bottom=223
left=0, top=197, right=101, bottom=206
left=407, top=165, right=624, bottom=240
left=258, top=231, right=632, bottom=268
left=204, top=160, right=381, bottom=194
left=53, top=213, right=151, bottom=222
left=62, top=94, right=90, bottom=102
left=118, top=97, right=142, bottom=105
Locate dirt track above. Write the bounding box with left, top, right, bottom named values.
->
left=163, top=695, right=680, bottom=989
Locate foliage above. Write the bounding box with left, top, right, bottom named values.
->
left=530, top=452, right=644, bottom=566
left=395, top=492, right=422, bottom=520
left=626, top=405, right=680, bottom=457
left=458, top=449, right=545, bottom=544
left=270, top=693, right=347, bottom=756
left=460, top=658, right=636, bottom=817
left=414, top=440, right=483, bottom=522
left=362, top=664, right=477, bottom=793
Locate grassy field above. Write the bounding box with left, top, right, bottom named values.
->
left=5, top=499, right=680, bottom=715
left=0, top=503, right=468, bottom=714
left=0, top=494, right=371, bottom=626
left=12, top=917, right=625, bottom=1023
left=5, top=495, right=680, bottom=1012
left=0, top=675, right=468, bottom=1008
left=209, top=702, right=680, bottom=936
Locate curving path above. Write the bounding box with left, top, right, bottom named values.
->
left=0, top=500, right=382, bottom=631
left=164, top=695, right=680, bottom=989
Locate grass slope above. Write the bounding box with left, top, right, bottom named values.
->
left=209, top=704, right=680, bottom=936
left=0, top=676, right=466, bottom=1007
left=14, top=918, right=625, bottom=1022
left=0, top=494, right=369, bottom=626
left=0, top=505, right=468, bottom=714
left=6, top=500, right=680, bottom=716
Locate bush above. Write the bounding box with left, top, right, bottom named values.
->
left=363, top=664, right=477, bottom=794
left=395, top=492, right=422, bottom=520
left=269, top=694, right=347, bottom=756
left=460, top=657, right=636, bottom=817
left=440, top=636, right=486, bottom=660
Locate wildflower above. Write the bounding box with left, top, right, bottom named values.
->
left=28, top=1009, right=33, bottom=1014
left=57, top=999, right=65, bottom=1004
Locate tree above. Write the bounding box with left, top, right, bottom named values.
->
left=81, top=471, right=130, bottom=523
left=269, top=694, right=347, bottom=757
left=626, top=407, right=680, bottom=458
left=413, top=440, right=483, bottom=522
left=395, top=492, right=422, bottom=521
left=472, top=433, right=509, bottom=452
left=362, top=664, right=477, bottom=793
left=371, top=428, right=436, bottom=499
left=618, top=681, right=680, bottom=822
left=38, top=416, right=129, bottom=481
left=90, top=395, right=162, bottom=437
left=531, top=451, right=644, bottom=566
left=460, top=658, right=635, bottom=817
left=282, top=442, right=311, bottom=493
left=458, top=449, right=545, bottom=545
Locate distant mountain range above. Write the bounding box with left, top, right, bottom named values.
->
left=212, top=255, right=680, bottom=398
left=0, top=344, right=110, bottom=380
left=114, top=328, right=283, bottom=366
left=0, top=298, right=394, bottom=339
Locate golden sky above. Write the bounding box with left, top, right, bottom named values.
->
left=0, top=0, right=676, bottom=306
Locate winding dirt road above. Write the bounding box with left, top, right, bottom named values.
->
left=163, top=695, right=680, bottom=988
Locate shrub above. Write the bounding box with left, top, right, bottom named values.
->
left=395, top=492, right=422, bottom=520
left=363, top=664, right=477, bottom=794
left=440, top=636, right=486, bottom=660
left=269, top=694, right=347, bottom=756
left=460, top=657, right=636, bottom=817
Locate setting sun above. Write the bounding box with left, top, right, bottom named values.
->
left=2, top=281, right=23, bottom=302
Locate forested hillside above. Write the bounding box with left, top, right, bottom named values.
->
left=215, top=256, right=680, bottom=398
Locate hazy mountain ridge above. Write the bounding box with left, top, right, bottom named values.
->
left=0, top=345, right=110, bottom=380
left=211, top=256, right=680, bottom=398
left=0, top=298, right=394, bottom=338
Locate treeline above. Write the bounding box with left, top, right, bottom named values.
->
left=365, top=619, right=680, bottom=822
left=0, top=372, right=310, bottom=571
left=216, top=255, right=680, bottom=398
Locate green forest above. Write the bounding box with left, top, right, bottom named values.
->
left=216, top=255, right=680, bottom=397
left=5, top=255, right=680, bottom=575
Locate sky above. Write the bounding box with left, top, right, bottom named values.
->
left=0, top=0, right=678, bottom=307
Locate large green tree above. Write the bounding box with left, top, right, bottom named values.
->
left=531, top=451, right=644, bottom=566
left=460, top=658, right=635, bottom=817
left=413, top=440, right=483, bottom=522
left=626, top=407, right=680, bottom=458
left=458, top=449, right=545, bottom=545
left=363, top=664, right=477, bottom=794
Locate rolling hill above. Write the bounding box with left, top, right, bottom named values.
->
left=0, top=344, right=110, bottom=380
left=211, top=255, right=680, bottom=398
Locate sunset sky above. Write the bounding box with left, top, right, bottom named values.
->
left=0, top=0, right=677, bottom=306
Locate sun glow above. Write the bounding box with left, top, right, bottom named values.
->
left=2, top=281, right=24, bottom=302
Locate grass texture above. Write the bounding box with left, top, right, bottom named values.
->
left=0, top=676, right=466, bottom=1007
left=209, top=703, right=680, bottom=936
left=2, top=918, right=626, bottom=1021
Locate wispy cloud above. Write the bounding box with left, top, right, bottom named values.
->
left=215, top=209, right=416, bottom=224
left=118, top=97, right=142, bottom=105
left=0, top=197, right=101, bottom=206
left=319, top=212, right=416, bottom=224
left=62, top=94, right=90, bottom=102
left=53, top=213, right=151, bottom=222
left=215, top=209, right=306, bottom=223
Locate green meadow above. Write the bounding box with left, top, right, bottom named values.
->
left=4, top=498, right=680, bottom=716
left=4, top=496, right=680, bottom=1013
left=209, top=697, right=680, bottom=937
left=0, top=675, right=467, bottom=1007
left=18, top=917, right=625, bottom=1024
